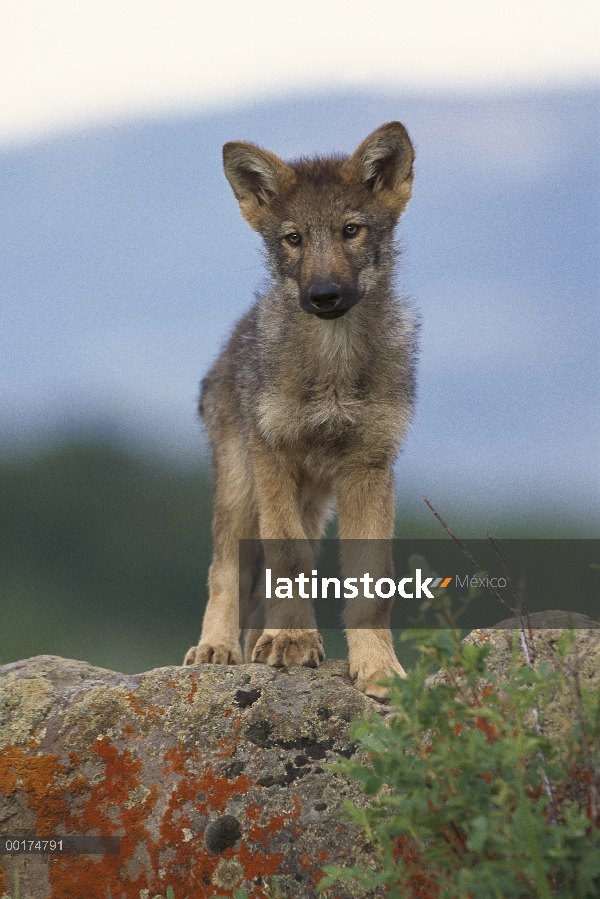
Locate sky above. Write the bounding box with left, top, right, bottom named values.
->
left=0, top=2, right=598, bottom=526
left=1, top=0, right=598, bottom=147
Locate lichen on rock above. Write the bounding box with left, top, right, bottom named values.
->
left=0, top=655, right=382, bottom=898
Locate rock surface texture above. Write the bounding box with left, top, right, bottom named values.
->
left=0, top=656, right=384, bottom=899
left=461, top=611, right=600, bottom=744
left=1, top=612, right=599, bottom=899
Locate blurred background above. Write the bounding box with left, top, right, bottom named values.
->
left=1, top=1, right=598, bottom=672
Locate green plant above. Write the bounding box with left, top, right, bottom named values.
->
left=320, top=615, right=600, bottom=898
left=233, top=879, right=285, bottom=899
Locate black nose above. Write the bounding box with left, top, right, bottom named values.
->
left=307, top=283, right=342, bottom=312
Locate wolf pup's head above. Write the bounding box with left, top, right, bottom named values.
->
left=222, top=123, right=414, bottom=320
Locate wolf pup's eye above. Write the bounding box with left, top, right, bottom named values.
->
left=343, top=223, right=361, bottom=238
left=285, top=231, right=302, bottom=246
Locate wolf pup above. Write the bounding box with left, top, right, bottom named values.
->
left=184, top=122, right=417, bottom=701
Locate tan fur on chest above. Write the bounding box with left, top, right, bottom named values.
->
left=257, top=313, right=373, bottom=444
left=257, top=380, right=359, bottom=442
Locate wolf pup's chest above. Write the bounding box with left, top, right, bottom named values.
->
left=299, top=381, right=363, bottom=430
left=256, top=375, right=376, bottom=447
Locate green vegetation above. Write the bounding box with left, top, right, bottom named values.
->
left=321, top=623, right=600, bottom=898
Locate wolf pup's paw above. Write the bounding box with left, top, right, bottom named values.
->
left=351, top=658, right=407, bottom=703
left=183, top=642, right=243, bottom=665
left=252, top=629, right=325, bottom=669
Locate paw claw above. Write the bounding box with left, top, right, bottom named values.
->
left=183, top=643, right=242, bottom=665
left=252, top=630, right=324, bottom=669
left=351, top=661, right=406, bottom=703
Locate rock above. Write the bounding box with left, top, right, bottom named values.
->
left=464, top=611, right=600, bottom=682
left=0, top=655, right=385, bottom=898
left=461, top=610, right=600, bottom=744
left=482, top=610, right=600, bottom=630
left=2, top=611, right=598, bottom=898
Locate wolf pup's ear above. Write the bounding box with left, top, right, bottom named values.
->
left=343, top=122, right=414, bottom=217
left=223, top=142, right=296, bottom=231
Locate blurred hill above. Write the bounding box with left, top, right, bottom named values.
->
left=0, top=441, right=595, bottom=673
left=0, top=441, right=212, bottom=671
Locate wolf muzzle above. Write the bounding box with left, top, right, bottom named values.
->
left=301, top=282, right=360, bottom=320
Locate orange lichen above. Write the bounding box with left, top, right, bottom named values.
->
left=135, top=738, right=290, bottom=895
left=91, top=738, right=141, bottom=806
left=1, top=742, right=145, bottom=898
left=49, top=853, right=128, bottom=899
left=66, top=776, right=88, bottom=793
left=2, top=675, right=336, bottom=898
left=124, top=690, right=161, bottom=722
left=0, top=747, right=71, bottom=832
left=392, top=836, right=440, bottom=899
left=216, top=734, right=241, bottom=757
left=233, top=842, right=284, bottom=883
left=49, top=735, right=156, bottom=898
left=247, top=798, right=301, bottom=846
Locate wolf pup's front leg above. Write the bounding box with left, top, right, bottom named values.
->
left=337, top=463, right=407, bottom=701
left=183, top=425, right=255, bottom=666
left=248, top=435, right=325, bottom=669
